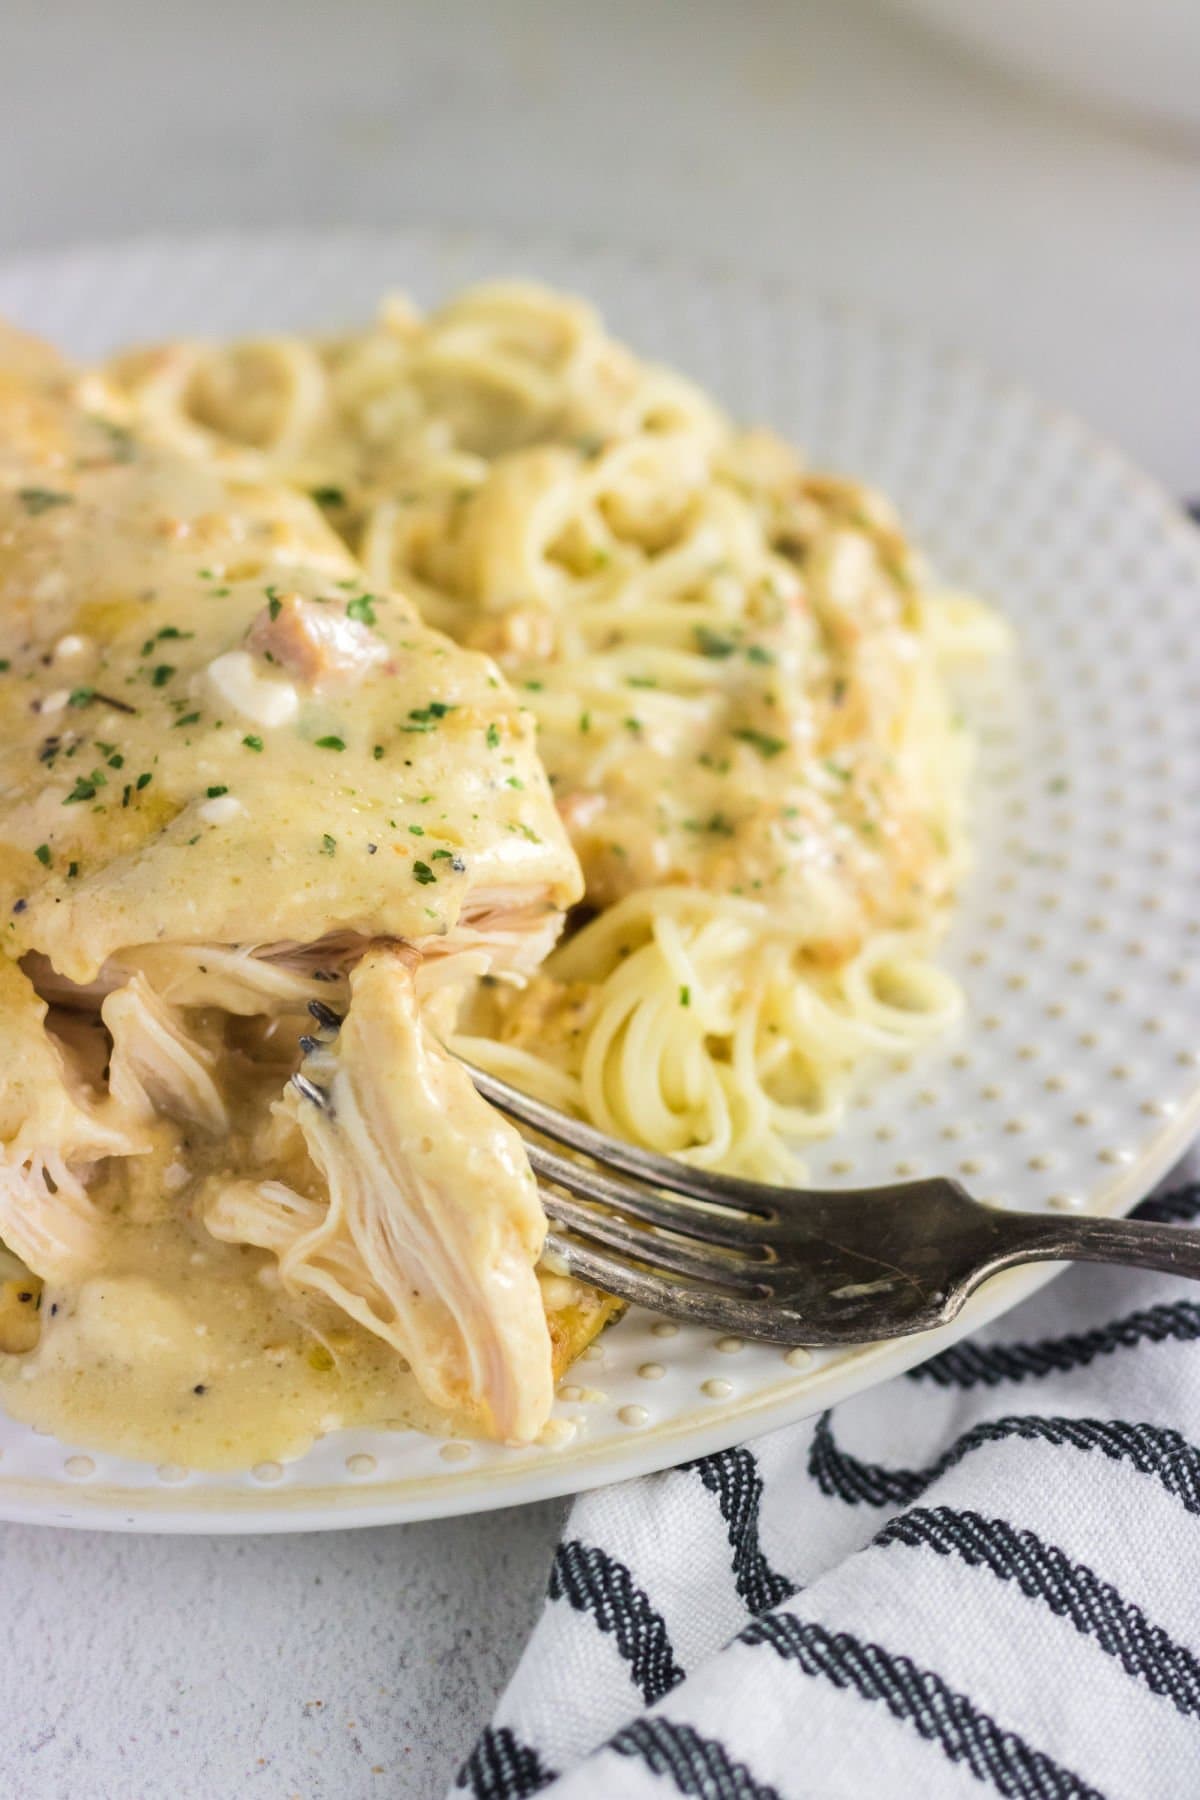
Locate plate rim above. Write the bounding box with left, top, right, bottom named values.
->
left=0, top=224, right=1197, bottom=1533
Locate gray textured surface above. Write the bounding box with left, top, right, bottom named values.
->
left=0, top=1501, right=567, bottom=1799
left=0, top=3, right=1197, bottom=1797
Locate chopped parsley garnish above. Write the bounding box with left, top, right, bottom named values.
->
left=523, top=680, right=544, bottom=691
left=345, top=594, right=377, bottom=626
left=67, top=686, right=95, bottom=709
left=683, top=811, right=736, bottom=838
left=267, top=594, right=282, bottom=621
left=372, top=744, right=384, bottom=760
left=579, top=711, right=591, bottom=734
left=151, top=664, right=175, bottom=687
left=174, top=711, right=201, bottom=728
left=67, top=861, right=79, bottom=879
left=695, top=625, right=737, bottom=659
left=412, top=860, right=436, bottom=885
left=311, top=486, right=346, bottom=508
left=627, top=676, right=657, bottom=689
left=95, top=418, right=136, bottom=462
left=321, top=834, right=337, bottom=856
left=242, top=735, right=263, bottom=752
left=64, top=774, right=101, bottom=804
left=136, top=771, right=152, bottom=790
left=486, top=723, right=500, bottom=749
left=746, top=644, right=775, bottom=665
left=505, top=776, right=524, bottom=789
left=314, top=735, right=345, bottom=751
left=34, top=844, right=51, bottom=867
left=107, top=752, right=124, bottom=769
left=408, top=824, right=425, bottom=835
left=404, top=702, right=455, bottom=733
left=734, top=728, right=787, bottom=759
left=0, top=661, right=9, bottom=672
left=206, top=785, right=228, bottom=799
left=679, top=985, right=691, bottom=1007
left=17, top=488, right=73, bottom=516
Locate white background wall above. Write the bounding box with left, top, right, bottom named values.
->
left=0, top=4, right=1197, bottom=1796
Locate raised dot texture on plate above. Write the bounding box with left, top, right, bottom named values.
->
left=0, top=226, right=1197, bottom=1532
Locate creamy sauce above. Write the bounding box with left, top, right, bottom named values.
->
left=0, top=320, right=598, bottom=1462
left=0, top=1216, right=448, bottom=1470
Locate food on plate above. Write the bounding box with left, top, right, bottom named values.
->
left=0, top=283, right=1003, bottom=1469
left=99, top=282, right=1006, bottom=1180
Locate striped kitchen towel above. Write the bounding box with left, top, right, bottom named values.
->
left=454, top=1142, right=1200, bottom=1800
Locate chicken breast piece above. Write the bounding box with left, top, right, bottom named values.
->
left=204, top=946, right=553, bottom=1443
left=0, top=321, right=584, bottom=1444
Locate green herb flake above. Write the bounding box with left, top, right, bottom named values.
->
left=151, top=664, right=175, bottom=687
left=67, top=686, right=95, bottom=709
left=696, top=625, right=737, bottom=659
left=242, top=735, right=264, bottom=752
left=345, top=594, right=377, bottom=626
left=314, top=735, right=346, bottom=752
left=174, top=711, right=201, bottom=729
left=404, top=702, right=455, bottom=733
left=408, top=824, right=425, bottom=836
left=107, top=752, right=124, bottom=769
left=321, top=834, right=337, bottom=856
left=17, top=488, right=73, bottom=516
left=206, top=785, right=228, bottom=799
left=746, top=644, right=775, bottom=665
left=66, top=861, right=79, bottom=879
left=268, top=595, right=282, bottom=621
left=679, top=985, right=691, bottom=1008
left=34, top=844, right=51, bottom=867
left=734, top=728, right=787, bottom=759
left=372, top=744, right=384, bottom=761
left=412, top=860, right=437, bottom=885
left=135, top=771, right=152, bottom=791
left=311, top=486, right=346, bottom=507
left=486, top=723, right=500, bottom=749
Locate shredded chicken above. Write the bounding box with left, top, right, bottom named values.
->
left=245, top=592, right=390, bottom=688
left=0, top=962, right=147, bottom=1282
left=202, top=946, right=553, bottom=1442
left=103, top=975, right=228, bottom=1134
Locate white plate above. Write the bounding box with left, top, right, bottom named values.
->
left=0, top=228, right=1197, bottom=1532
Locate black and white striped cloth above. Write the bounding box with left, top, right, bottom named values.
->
left=454, top=1144, right=1200, bottom=1800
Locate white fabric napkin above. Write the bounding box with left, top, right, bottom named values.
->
left=452, top=1143, right=1200, bottom=1800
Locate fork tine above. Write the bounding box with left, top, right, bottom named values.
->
left=541, top=1189, right=770, bottom=1292
left=461, top=1061, right=780, bottom=1216
left=545, top=1231, right=799, bottom=1342
left=523, top=1137, right=764, bottom=1249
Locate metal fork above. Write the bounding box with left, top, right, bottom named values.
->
left=462, top=1062, right=1200, bottom=1345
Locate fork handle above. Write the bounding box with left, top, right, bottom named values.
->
left=982, top=1208, right=1200, bottom=1284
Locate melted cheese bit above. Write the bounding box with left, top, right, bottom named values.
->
left=205, top=649, right=299, bottom=727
